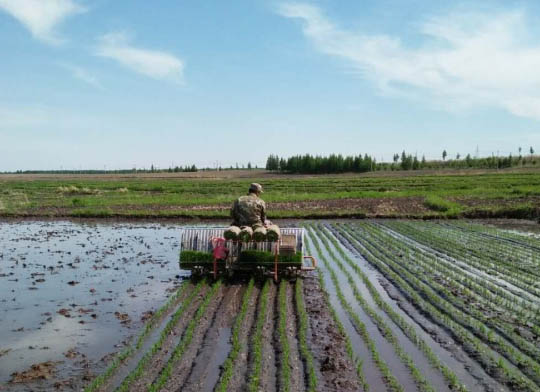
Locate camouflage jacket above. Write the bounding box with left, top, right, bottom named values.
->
left=231, top=194, right=266, bottom=227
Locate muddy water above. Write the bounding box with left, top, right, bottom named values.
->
left=0, top=220, right=186, bottom=390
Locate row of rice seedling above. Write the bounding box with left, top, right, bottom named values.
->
left=305, top=238, right=369, bottom=391
left=384, top=221, right=540, bottom=299
left=247, top=280, right=271, bottom=392
left=444, top=221, right=540, bottom=257
left=115, top=280, right=206, bottom=392
left=336, top=224, right=538, bottom=392
left=320, top=224, right=466, bottom=391
left=363, top=223, right=540, bottom=364
left=379, top=222, right=540, bottom=338
left=148, top=280, right=222, bottom=392
left=306, top=227, right=404, bottom=392
left=277, top=280, right=292, bottom=392
left=215, top=278, right=255, bottom=392
left=294, top=279, right=317, bottom=392
left=347, top=223, right=540, bottom=384
left=421, top=222, right=540, bottom=275
left=310, top=224, right=436, bottom=392
left=84, top=282, right=190, bottom=392
left=381, top=222, right=540, bottom=315
left=450, top=221, right=540, bottom=249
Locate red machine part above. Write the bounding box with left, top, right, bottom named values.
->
left=211, top=237, right=229, bottom=279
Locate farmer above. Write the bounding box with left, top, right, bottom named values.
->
left=231, top=183, right=270, bottom=228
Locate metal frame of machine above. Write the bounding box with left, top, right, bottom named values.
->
left=180, top=227, right=317, bottom=281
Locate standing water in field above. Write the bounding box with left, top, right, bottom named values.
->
left=0, top=220, right=186, bottom=391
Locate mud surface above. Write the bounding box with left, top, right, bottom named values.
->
left=0, top=220, right=185, bottom=391
left=303, top=273, right=363, bottom=392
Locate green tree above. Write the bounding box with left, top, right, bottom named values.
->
left=442, top=150, right=447, bottom=161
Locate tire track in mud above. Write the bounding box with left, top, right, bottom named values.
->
left=180, top=284, right=244, bottom=392
left=158, top=284, right=227, bottom=392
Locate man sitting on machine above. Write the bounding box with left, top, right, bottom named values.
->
left=231, top=183, right=271, bottom=228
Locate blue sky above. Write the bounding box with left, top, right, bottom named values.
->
left=0, top=0, right=539, bottom=171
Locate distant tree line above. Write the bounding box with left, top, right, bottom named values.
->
left=10, top=164, right=199, bottom=175
left=267, top=148, right=538, bottom=174
left=266, top=154, right=376, bottom=174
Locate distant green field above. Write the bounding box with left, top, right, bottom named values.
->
left=0, top=170, right=539, bottom=219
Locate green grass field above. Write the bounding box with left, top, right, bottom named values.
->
left=0, top=169, right=539, bottom=219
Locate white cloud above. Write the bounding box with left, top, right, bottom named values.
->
left=0, top=0, right=85, bottom=44
left=278, top=3, right=540, bottom=121
left=95, top=32, right=184, bottom=83
left=58, top=63, right=102, bottom=88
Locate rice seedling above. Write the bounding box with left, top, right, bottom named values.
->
left=148, top=280, right=222, bottom=392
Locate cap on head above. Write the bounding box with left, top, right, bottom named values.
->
left=249, top=183, right=263, bottom=194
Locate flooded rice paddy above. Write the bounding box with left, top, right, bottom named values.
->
left=0, top=220, right=185, bottom=390
left=1, top=219, right=540, bottom=392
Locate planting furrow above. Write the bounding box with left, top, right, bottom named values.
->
left=215, top=278, right=259, bottom=392
left=311, top=224, right=438, bottom=392
left=306, top=229, right=404, bottom=392
left=147, top=280, right=222, bottom=392
left=160, top=283, right=230, bottom=392
left=337, top=224, right=536, bottom=392
left=284, top=281, right=306, bottom=392
left=248, top=280, right=277, bottom=392
left=277, top=280, right=293, bottom=392
left=302, top=272, right=366, bottom=392
left=295, top=279, right=317, bottom=392
left=113, top=280, right=207, bottom=392
left=85, top=282, right=191, bottom=392
left=181, top=284, right=244, bottom=392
